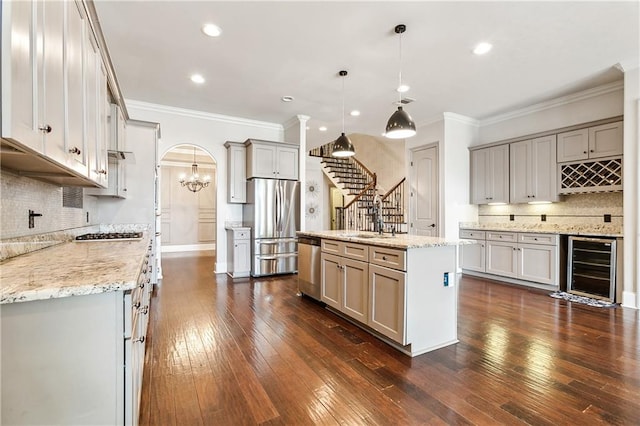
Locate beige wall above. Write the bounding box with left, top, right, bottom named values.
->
left=350, top=133, right=405, bottom=193
left=160, top=161, right=216, bottom=248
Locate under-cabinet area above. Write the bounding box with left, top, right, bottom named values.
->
left=298, top=230, right=459, bottom=357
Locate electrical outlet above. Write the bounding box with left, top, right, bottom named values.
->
left=509, top=214, right=515, bottom=221
left=443, top=272, right=449, bottom=287
left=604, top=214, right=611, bottom=223
left=541, top=214, right=547, bottom=222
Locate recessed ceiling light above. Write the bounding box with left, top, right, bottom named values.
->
left=350, top=110, right=360, bottom=116
left=202, top=24, right=222, bottom=37
left=396, top=84, right=410, bottom=93
left=190, top=74, right=205, bottom=84
left=281, top=95, right=294, bottom=102
left=319, top=126, right=327, bottom=132
left=473, top=42, right=492, bottom=55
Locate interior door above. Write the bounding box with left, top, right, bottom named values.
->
left=409, top=145, right=438, bottom=236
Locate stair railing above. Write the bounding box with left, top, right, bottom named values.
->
left=309, top=144, right=375, bottom=183
left=335, top=174, right=377, bottom=231
left=380, top=177, right=406, bottom=233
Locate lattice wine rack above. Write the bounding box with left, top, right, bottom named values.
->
left=559, top=157, right=623, bottom=194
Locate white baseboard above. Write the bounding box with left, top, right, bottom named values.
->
left=161, top=243, right=215, bottom=253
left=621, top=291, right=638, bottom=309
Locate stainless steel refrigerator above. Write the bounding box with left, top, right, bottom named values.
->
left=243, top=179, right=300, bottom=276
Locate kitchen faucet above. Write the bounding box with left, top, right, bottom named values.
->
left=372, top=193, right=384, bottom=234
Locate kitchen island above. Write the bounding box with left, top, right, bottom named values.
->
left=0, top=234, right=152, bottom=425
left=297, top=230, right=463, bottom=357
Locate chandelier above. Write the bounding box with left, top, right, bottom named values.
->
left=179, top=147, right=211, bottom=192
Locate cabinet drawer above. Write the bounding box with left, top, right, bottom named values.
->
left=343, top=242, right=369, bottom=261
left=321, top=240, right=369, bottom=261
left=486, top=231, right=517, bottom=242
left=517, top=233, right=558, bottom=246
left=369, top=246, right=406, bottom=271
left=460, top=229, right=486, bottom=240
left=322, top=239, right=341, bottom=255
left=234, top=229, right=250, bottom=240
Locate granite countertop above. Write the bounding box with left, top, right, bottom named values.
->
left=0, top=235, right=150, bottom=304
left=459, top=222, right=623, bottom=238
left=297, top=230, right=465, bottom=249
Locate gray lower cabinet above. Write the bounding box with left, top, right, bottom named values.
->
left=226, top=227, right=251, bottom=278
left=321, top=248, right=369, bottom=324
left=461, top=229, right=559, bottom=287
left=319, top=238, right=457, bottom=357
left=368, top=263, right=406, bottom=344
left=1, top=252, right=152, bottom=425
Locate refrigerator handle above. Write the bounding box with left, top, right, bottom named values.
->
left=278, top=181, right=283, bottom=233
left=273, top=181, right=280, bottom=233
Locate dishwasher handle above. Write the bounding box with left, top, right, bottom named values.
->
left=298, top=236, right=321, bottom=246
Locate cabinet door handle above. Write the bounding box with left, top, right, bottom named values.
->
left=133, top=336, right=145, bottom=344
left=583, top=151, right=587, bottom=154
left=590, top=149, right=594, bottom=153
left=39, top=124, right=52, bottom=133
left=382, top=256, right=387, bottom=261
left=68, top=147, right=81, bottom=155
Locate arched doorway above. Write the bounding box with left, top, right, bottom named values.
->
left=159, top=145, right=217, bottom=257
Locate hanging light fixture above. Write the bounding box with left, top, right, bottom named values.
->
left=179, top=147, right=211, bottom=192
left=332, top=70, right=355, bottom=157
left=385, top=24, right=416, bottom=139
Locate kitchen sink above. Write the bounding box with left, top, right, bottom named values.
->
left=339, top=232, right=394, bottom=239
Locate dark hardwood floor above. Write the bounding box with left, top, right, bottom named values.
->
left=139, top=255, right=639, bottom=425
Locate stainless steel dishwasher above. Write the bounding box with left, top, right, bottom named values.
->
left=297, top=236, right=321, bottom=301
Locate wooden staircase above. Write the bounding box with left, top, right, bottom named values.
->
left=309, top=144, right=408, bottom=233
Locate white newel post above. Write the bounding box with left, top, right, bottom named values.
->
left=284, top=114, right=310, bottom=231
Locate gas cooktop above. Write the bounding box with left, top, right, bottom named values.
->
left=75, top=232, right=143, bottom=241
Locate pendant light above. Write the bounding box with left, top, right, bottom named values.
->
left=385, top=24, right=416, bottom=139
left=332, top=70, right=355, bottom=157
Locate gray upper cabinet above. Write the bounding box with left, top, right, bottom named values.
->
left=470, top=145, right=509, bottom=204
left=557, top=121, right=623, bottom=162
left=224, top=141, right=247, bottom=203
left=245, top=139, right=299, bottom=180
left=510, top=135, right=559, bottom=204
left=1, top=0, right=109, bottom=187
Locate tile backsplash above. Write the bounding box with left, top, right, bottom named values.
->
left=0, top=170, right=97, bottom=239
left=478, top=192, right=623, bottom=226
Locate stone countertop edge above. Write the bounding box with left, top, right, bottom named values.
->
left=458, top=223, right=623, bottom=238
left=0, top=234, right=151, bottom=305
left=296, top=230, right=468, bottom=249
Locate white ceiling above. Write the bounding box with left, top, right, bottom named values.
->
left=94, top=1, right=639, bottom=147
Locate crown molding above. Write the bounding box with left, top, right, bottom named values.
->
left=417, top=113, right=445, bottom=128
left=614, top=60, right=640, bottom=72
left=283, top=114, right=311, bottom=130
left=480, top=81, right=624, bottom=127
left=125, top=99, right=283, bottom=131
left=443, top=112, right=480, bottom=126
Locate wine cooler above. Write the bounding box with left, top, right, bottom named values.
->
left=568, top=236, right=617, bottom=302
